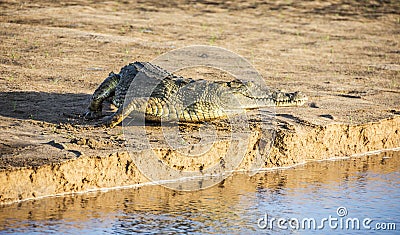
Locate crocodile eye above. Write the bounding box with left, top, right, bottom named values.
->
left=228, top=79, right=243, bottom=88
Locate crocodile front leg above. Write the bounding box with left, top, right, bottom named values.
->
left=101, top=97, right=150, bottom=128
left=85, top=72, right=120, bottom=120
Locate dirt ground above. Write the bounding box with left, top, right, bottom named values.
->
left=0, top=0, right=399, bottom=203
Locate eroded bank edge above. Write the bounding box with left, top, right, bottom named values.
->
left=0, top=117, right=399, bottom=205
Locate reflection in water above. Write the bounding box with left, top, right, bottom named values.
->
left=0, top=150, right=399, bottom=234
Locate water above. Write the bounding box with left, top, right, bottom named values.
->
left=0, top=150, right=399, bottom=234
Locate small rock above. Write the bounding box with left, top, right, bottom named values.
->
left=70, top=137, right=87, bottom=145
left=309, top=102, right=319, bottom=108
left=77, top=138, right=87, bottom=145
left=320, top=114, right=335, bottom=120
left=47, top=140, right=67, bottom=150
left=87, top=138, right=101, bottom=149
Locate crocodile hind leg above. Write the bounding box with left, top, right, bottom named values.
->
left=85, top=72, right=120, bottom=119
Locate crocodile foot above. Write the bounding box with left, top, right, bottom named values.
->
left=94, top=115, right=121, bottom=128
left=84, top=110, right=103, bottom=120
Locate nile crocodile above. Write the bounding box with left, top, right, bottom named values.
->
left=85, top=62, right=307, bottom=127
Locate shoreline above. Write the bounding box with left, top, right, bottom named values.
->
left=1, top=116, right=399, bottom=205
left=1, top=147, right=399, bottom=207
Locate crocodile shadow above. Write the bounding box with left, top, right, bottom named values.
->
left=0, top=91, right=200, bottom=127
left=0, top=91, right=90, bottom=124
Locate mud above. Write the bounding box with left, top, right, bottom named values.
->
left=0, top=0, right=399, bottom=204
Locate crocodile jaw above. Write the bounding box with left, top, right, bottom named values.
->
left=274, top=91, right=308, bottom=107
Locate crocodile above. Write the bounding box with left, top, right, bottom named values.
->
left=85, top=62, right=308, bottom=128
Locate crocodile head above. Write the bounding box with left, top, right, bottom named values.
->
left=219, top=79, right=308, bottom=109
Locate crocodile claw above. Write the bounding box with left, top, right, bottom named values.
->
left=84, top=110, right=102, bottom=120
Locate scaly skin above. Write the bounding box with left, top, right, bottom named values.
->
left=85, top=62, right=308, bottom=127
